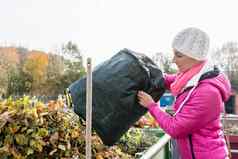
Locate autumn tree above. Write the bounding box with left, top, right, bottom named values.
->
left=62, top=41, right=83, bottom=63
left=0, top=66, right=8, bottom=96
left=211, top=42, right=238, bottom=85
left=152, top=52, right=177, bottom=74
left=22, top=51, right=49, bottom=95
left=0, top=43, right=85, bottom=98
left=60, top=41, right=86, bottom=90
left=44, top=53, right=65, bottom=95
left=0, top=47, right=20, bottom=96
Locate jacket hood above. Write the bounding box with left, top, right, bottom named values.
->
left=201, top=73, right=231, bottom=102
left=184, top=62, right=231, bottom=102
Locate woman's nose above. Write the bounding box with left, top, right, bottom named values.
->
left=172, top=56, right=176, bottom=63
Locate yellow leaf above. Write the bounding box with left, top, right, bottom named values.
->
left=49, top=149, right=57, bottom=156
left=58, top=144, right=66, bottom=151
left=96, top=154, right=104, bottom=159
left=15, top=134, right=28, bottom=145
left=26, top=148, right=34, bottom=156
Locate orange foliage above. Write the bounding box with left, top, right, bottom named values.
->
left=23, top=50, right=49, bottom=78
left=47, top=100, right=65, bottom=112
left=0, top=47, right=20, bottom=68
left=22, top=51, right=49, bottom=94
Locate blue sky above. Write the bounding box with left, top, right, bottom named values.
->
left=1, top=0, right=238, bottom=66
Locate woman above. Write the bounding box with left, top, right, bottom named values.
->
left=138, top=27, right=231, bottom=159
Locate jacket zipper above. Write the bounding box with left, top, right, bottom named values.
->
left=189, top=134, right=196, bottom=159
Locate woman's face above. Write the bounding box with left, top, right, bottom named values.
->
left=172, top=49, right=201, bottom=72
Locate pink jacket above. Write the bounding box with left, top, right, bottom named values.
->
left=148, top=73, right=231, bottom=159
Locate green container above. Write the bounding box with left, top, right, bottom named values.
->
left=137, top=128, right=171, bottom=159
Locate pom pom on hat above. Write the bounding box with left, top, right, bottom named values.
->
left=172, top=27, right=210, bottom=61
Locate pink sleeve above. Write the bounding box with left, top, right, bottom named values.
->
left=148, top=84, right=221, bottom=138
left=164, top=74, right=176, bottom=90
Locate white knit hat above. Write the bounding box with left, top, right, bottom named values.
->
left=172, top=27, right=210, bottom=61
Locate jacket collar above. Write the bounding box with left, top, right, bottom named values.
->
left=183, top=61, right=217, bottom=89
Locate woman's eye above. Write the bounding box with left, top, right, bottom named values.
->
left=176, top=54, right=183, bottom=58
left=174, top=51, right=184, bottom=58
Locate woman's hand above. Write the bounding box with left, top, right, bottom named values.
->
left=137, top=91, right=155, bottom=108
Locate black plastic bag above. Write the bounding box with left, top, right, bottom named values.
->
left=69, top=48, right=165, bottom=145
